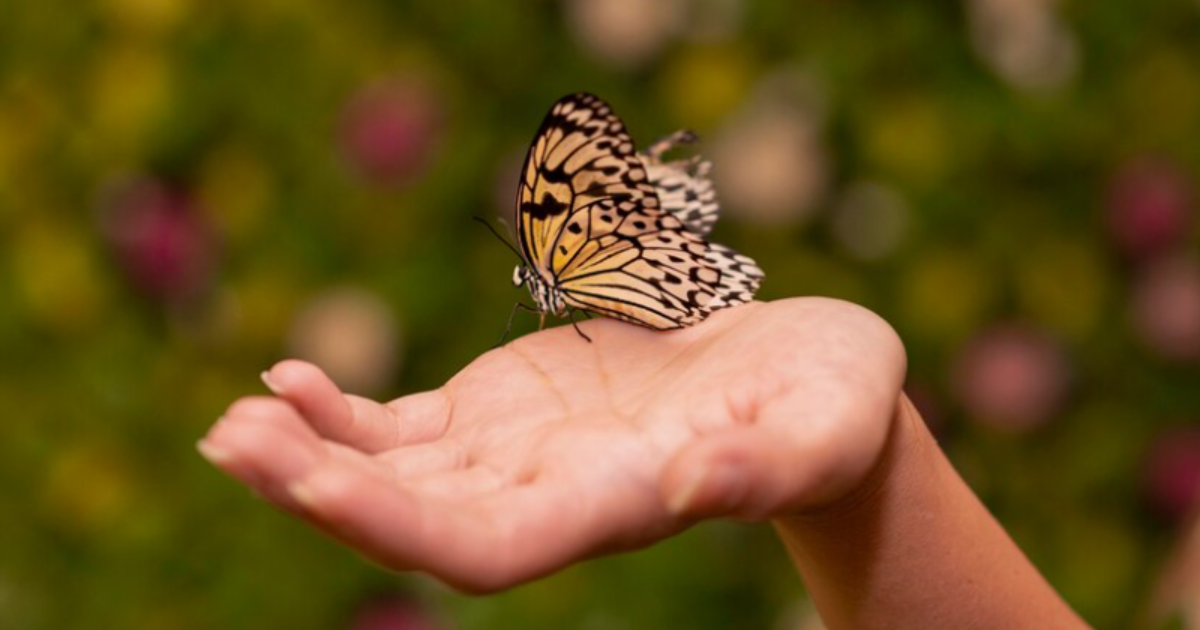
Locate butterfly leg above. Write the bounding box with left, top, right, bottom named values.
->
left=567, top=309, right=593, bottom=343
left=496, top=302, right=539, bottom=348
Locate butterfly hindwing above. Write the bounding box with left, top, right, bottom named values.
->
left=705, top=243, right=764, bottom=307
left=639, top=130, right=720, bottom=236
left=558, top=212, right=722, bottom=329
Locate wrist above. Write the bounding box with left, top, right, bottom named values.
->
left=769, top=392, right=920, bottom=547
left=775, top=393, right=919, bottom=527
left=770, top=394, right=1090, bottom=630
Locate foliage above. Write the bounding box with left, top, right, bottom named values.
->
left=1, top=0, right=1198, bottom=628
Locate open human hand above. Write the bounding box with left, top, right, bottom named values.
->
left=199, top=298, right=906, bottom=593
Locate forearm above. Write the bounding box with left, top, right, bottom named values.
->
left=773, top=395, right=1091, bottom=630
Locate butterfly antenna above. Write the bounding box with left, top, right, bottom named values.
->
left=473, top=216, right=523, bottom=260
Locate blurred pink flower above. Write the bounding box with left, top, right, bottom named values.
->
left=339, top=78, right=442, bottom=186
left=349, top=596, right=447, bottom=630
left=1107, top=157, right=1193, bottom=260
left=968, top=0, right=1079, bottom=93
left=952, top=325, right=1071, bottom=432
left=1143, top=428, right=1200, bottom=523
left=565, top=0, right=685, bottom=69
left=713, top=72, right=829, bottom=226
left=98, top=176, right=217, bottom=303
left=288, top=286, right=401, bottom=396
left=1130, top=253, right=1200, bottom=361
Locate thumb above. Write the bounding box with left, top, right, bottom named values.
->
left=660, top=397, right=891, bottom=521
left=660, top=426, right=829, bottom=520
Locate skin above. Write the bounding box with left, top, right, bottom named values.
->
left=199, top=298, right=1091, bottom=628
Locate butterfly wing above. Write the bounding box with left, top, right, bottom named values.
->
left=640, top=130, right=720, bottom=236
left=515, top=93, right=658, bottom=280
left=516, top=93, right=763, bottom=330
left=557, top=212, right=763, bottom=329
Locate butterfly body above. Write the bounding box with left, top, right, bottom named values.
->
left=510, top=93, right=763, bottom=332
left=512, top=264, right=566, bottom=319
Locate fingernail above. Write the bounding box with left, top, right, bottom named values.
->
left=197, top=439, right=234, bottom=466
left=668, top=462, right=746, bottom=515
left=287, top=481, right=318, bottom=509
left=668, top=471, right=705, bottom=514
left=261, top=370, right=284, bottom=395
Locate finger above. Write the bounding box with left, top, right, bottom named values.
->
left=661, top=391, right=892, bottom=520
left=661, top=301, right=906, bottom=520
left=285, top=462, right=507, bottom=590
left=216, top=395, right=324, bottom=439
left=200, top=400, right=327, bottom=512
left=289, top=462, right=653, bottom=593
left=379, top=441, right=468, bottom=480
left=384, top=389, right=454, bottom=445
left=460, top=477, right=673, bottom=589
left=261, top=360, right=401, bottom=452
left=202, top=397, right=393, bottom=511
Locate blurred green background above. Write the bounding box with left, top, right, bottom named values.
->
left=2, top=0, right=1200, bottom=628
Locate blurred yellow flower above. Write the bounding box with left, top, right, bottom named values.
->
left=86, top=44, right=171, bottom=157
left=11, top=220, right=111, bottom=335
left=98, top=0, right=191, bottom=37
left=198, top=144, right=276, bottom=244
left=1016, top=237, right=1109, bottom=340
left=225, top=266, right=304, bottom=350
left=40, top=440, right=137, bottom=538
left=659, top=44, right=755, bottom=130
left=1119, top=49, right=1200, bottom=148
left=900, top=251, right=997, bottom=342
left=0, top=79, right=60, bottom=197
left=862, top=95, right=950, bottom=187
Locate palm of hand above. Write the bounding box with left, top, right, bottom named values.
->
left=201, top=298, right=905, bottom=592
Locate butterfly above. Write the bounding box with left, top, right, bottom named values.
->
left=505, top=92, right=763, bottom=339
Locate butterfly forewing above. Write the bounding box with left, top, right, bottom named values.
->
left=516, top=95, right=656, bottom=275
left=515, top=93, right=763, bottom=330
